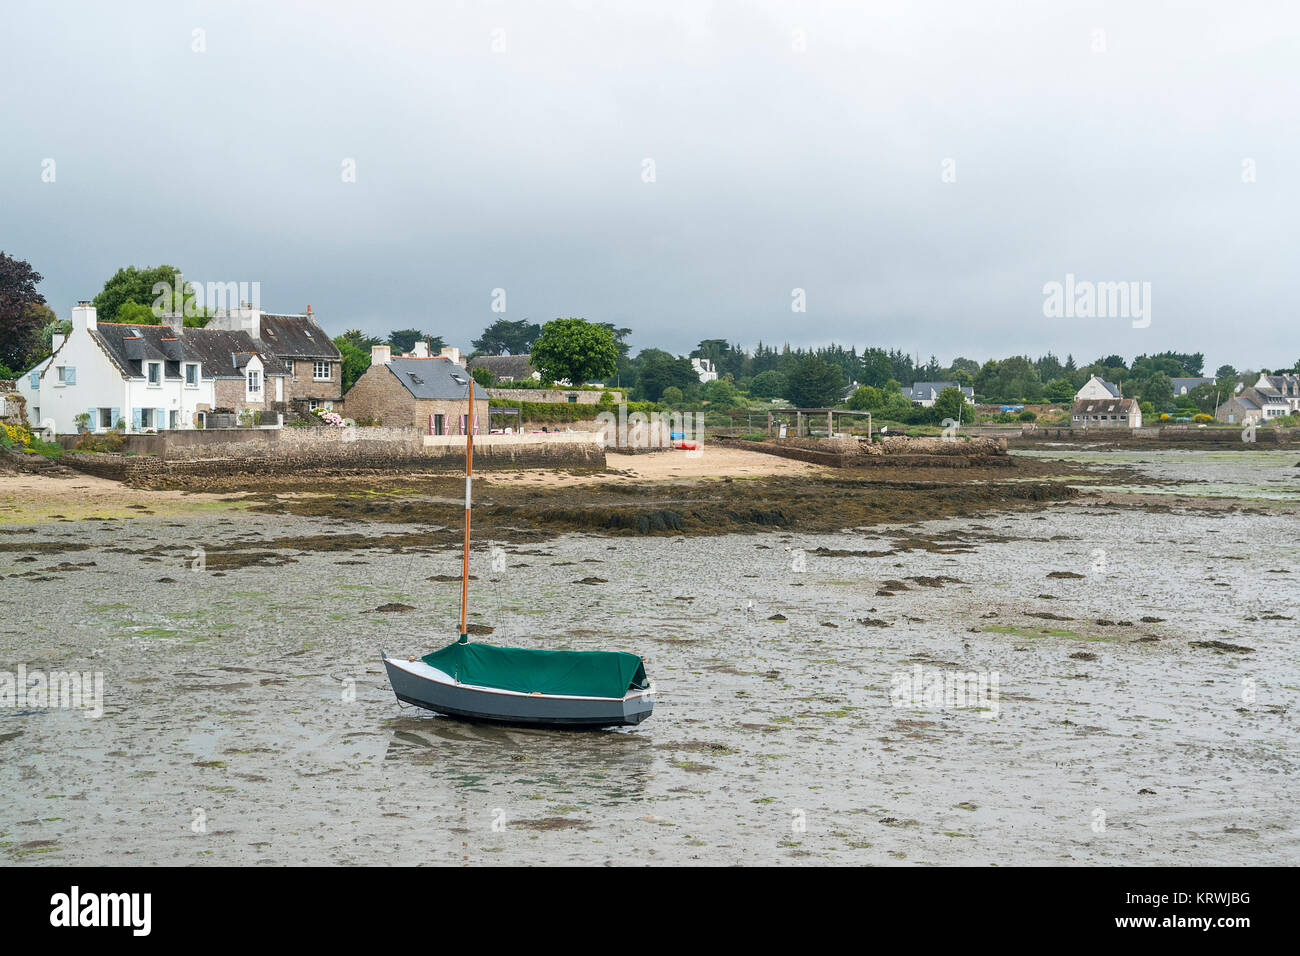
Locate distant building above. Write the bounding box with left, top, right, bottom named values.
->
left=1169, top=376, right=1215, bottom=396
left=1254, top=373, right=1300, bottom=413
left=1075, top=375, right=1121, bottom=401
left=903, top=381, right=974, bottom=407
left=468, top=353, right=538, bottom=382
left=1071, top=398, right=1142, bottom=429
left=692, top=358, right=718, bottom=383
left=1217, top=385, right=1288, bottom=425
left=342, top=344, right=489, bottom=434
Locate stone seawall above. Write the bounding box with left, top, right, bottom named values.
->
left=716, top=435, right=1011, bottom=468
left=57, top=429, right=605, bottom=488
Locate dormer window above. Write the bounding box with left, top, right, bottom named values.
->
left=247, top=369, right=261, bottom=394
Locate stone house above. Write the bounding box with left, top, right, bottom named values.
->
left=1071, top=397, right=1142, bottom=428
left=30, top=301, right=287, bottom=434
left=1216, top=386, right=1288, bottom=425
left=1074, top=374, right=1122, bottom=401
left=342, top=344, right=489, bottom=434
left=202, top=306, right=342, bottom=410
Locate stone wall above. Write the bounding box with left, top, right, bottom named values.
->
left=56, top=428, right=604, bottom=487
left=486, top=388, right=623, bottom=404
left=1, top=380, right=27, bottom=427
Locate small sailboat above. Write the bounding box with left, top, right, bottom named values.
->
left=382, top=370, right=655, bottom=729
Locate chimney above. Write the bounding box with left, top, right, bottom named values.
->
left=72, top=300, right=97, bottom=332
left=371, top=344, right=391, bottom=365
left=438, top=346, right=462, bottom=365
left=51, top=332, right=66, bottom=352
left=410, top=341, right=430, bottom=358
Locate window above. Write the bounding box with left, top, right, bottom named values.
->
left=308, top=399, right=319, bottom=411
left=29, top=371, right=40, bottom=389
left=147, top=362, right=162, bottom=385
left=56, top=366, right=75, bottom=385
left=247, top=370, right=261, bottom=394
left=99, top=408, right=112, bottom=428
left=185, top=364, right=199, bottom=386
left=313, top=361, right=331, bottom=381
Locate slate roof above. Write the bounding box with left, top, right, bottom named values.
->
left=91, top=323, right=288, bottom=380
left=903, top=381, right=974, bottom=401
left=1169, top=377, right=1215, bottom=394
left=1072, top=398, right=1138, bottom=415
left=386, top=357, right=490, bottom=401
left=467, top=353, right=536, bottom=380
left=258, top=314, right=341, bottom=360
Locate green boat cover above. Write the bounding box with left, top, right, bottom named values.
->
left=422, top=641, right=649, bottom=699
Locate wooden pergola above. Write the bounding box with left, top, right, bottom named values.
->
left=767, top=408, right=874, bottom=439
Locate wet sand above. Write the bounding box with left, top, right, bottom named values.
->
left=1, top=449, right=1296, bottom=864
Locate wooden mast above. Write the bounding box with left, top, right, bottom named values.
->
left=459, top=376, right=474, bottom=642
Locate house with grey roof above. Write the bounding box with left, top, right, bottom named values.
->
left=1217, top=385, right=1289, bottom=425
left=1254, top=372, right=1300, bottom=413
left=1071, top=397, right=1142, bottom=429
left=902, top=381, right=974, bottom=407
left=32, top=301, right=289, bottom=434
left=202, top=305, right=342, bottom=410
left=1169, top=376, right=1216, bottom=396
left=342, top=344, right=489, bottom=434
left=1075, top=374, right=1122, bottom=401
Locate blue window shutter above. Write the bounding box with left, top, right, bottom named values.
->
left=66, top=367, right=76, bottom=385
left=111, top=407, right=120, bottom=428
left=132, top=408, right=143, bottom=430
left=158, top=408, right=166, bottom=429
left=30, top=371, right=39, bottom=389
left=88, top=408, right=96, bottom=430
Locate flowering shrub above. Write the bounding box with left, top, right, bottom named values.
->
left=2, top=423, right=31, bottom=447
left=312, top=408, right=346, bottom=427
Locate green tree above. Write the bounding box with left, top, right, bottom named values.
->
left=0, top=252, right=48, bottom=370
left=94, top=264, right=197, bottom=322
left=633, top=349, right=698, bottom=402
left=1140, top=372, right=1174, bottom=411
left=472, top=318, right=540, bottom=355
left=749, top=369, right=787, bottom=399
left=660, top=386, right=684, bottom=405
left=701, top=378, right=741, bottom=408
left=334, top=337, right=372, bottom=392
left=337, top=329, right=382, bottom=349
left=387, top=329, right=444, bottom=354
left=933, top=387, right=967, bottom=424
left=785, top=356, right=846, bottom=408
left=847, top=385, right=882, bottom=410
left=531, top=317, right=618, bottom=385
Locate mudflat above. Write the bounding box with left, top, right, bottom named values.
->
left=0, top=446, right=1295, bottom=864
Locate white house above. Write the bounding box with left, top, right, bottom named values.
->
left=692, top=358, right=718, bottom=383
left=34, top=301, right=288, bottom=435
left=903, top=381, right=975, bottom=407
left=1255, top=373, right=1300, bottom=413
left=1074, top=374, right=1122, bottom=401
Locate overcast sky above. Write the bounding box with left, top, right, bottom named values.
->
left=2, top=1, right=1296, bottom=371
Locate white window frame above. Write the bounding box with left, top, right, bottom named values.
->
left=185, top=363, right=200, bottom=388
left=313, top=361, right=331, bottom=381
left=56, top=366, right=69, bottom=386
left=247, top=369, right=262, bottom=395
left=147, top=362, right=163, bottom=386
